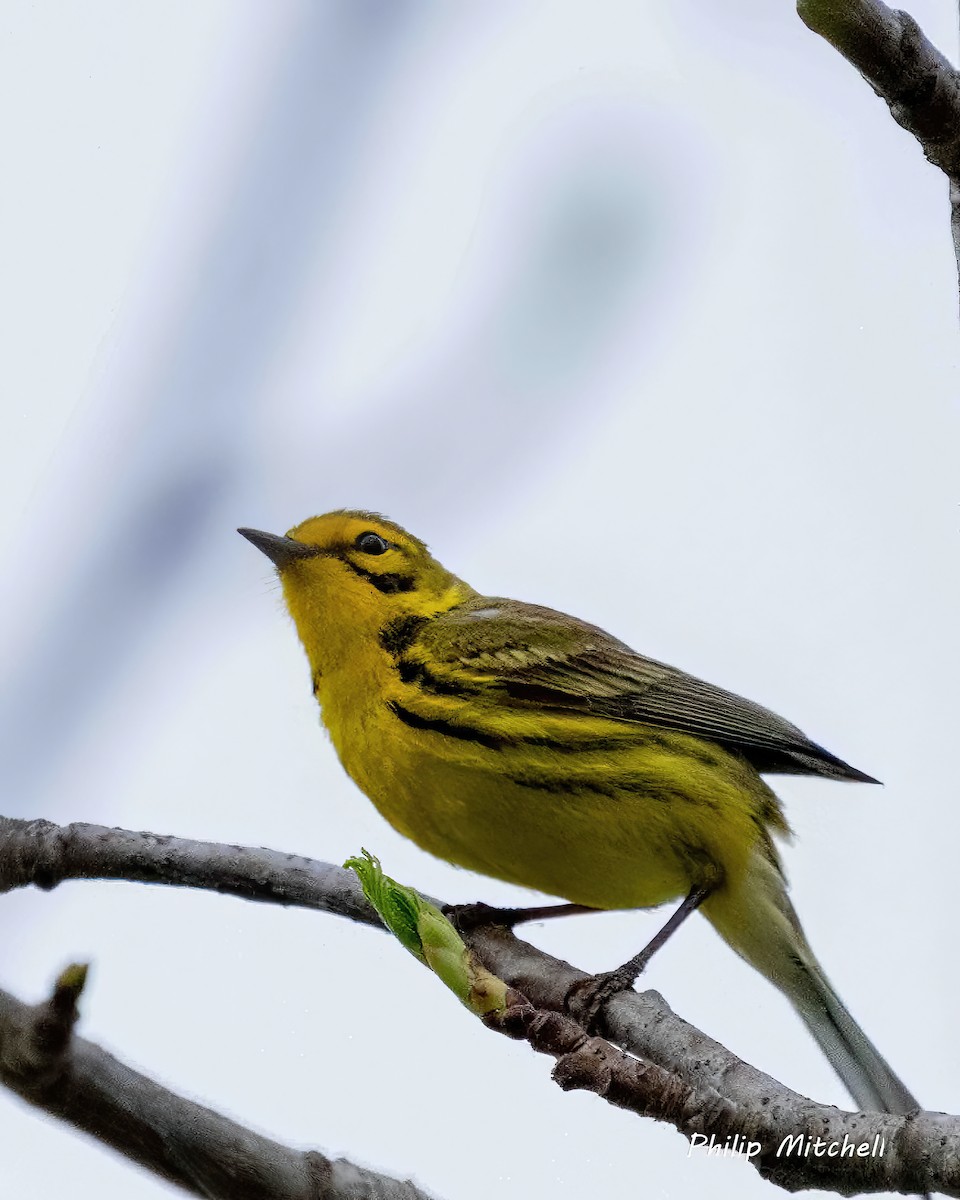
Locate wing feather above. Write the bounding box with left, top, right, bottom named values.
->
left=415, top=598, right=877, bottom=782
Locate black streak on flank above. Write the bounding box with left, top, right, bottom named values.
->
left=311, top=669, right=322, bottom=696
left=343, top=559, right=415, bottom=594
left=507, top=772, right=691, bottom=806
left=379, top=614, right=429, bottom=656
left=387, top=701, right=505, bottom=750
left=385, top=700, right=638, bottom=754
left=506, top=772, right=619, bottom=798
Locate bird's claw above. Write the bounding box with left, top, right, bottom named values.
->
left=564, top=964, right=643, bottom=1032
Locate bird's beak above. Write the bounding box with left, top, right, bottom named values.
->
left=237, top=528, right=319, bottom=569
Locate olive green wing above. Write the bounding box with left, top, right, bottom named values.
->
left=411, top=597, right=877, bottom=782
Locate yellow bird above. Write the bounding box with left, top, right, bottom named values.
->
left=239, top=509, right=918, bottom=1114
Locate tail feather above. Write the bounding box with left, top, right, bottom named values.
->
left=790, top=951, right=918, bottom=1114
left=704, top=847, right=919, bottom=1114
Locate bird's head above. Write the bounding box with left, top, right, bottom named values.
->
left=239, top=510, right=473, bottom=674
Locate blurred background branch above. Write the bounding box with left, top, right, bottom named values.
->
left=0, top=4, right=655, bottom=818
left=2, top=817, right=957, bottom=1196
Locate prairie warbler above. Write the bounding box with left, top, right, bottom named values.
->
left=240, top=510, right=917, bottom=1114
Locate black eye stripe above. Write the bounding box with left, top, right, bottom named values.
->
left=342, top=558, right=415, bottom=593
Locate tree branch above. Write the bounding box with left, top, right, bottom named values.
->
left=0, top=818, right=379, bottom=926
left=2, top=816, right=958, bottom=1196
left=797, top=0, right=960, bottom=291
left=797, top=0, right=960, bottom=177
left=0, top=962, right=433, bottom=1200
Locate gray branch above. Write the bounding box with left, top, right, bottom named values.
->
left=1, top=816, right=958, bottom=1197
left=797, top=0, right=960, bottom=288
left=0, top=962, right=432, bottom=1200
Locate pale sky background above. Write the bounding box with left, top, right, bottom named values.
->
left=1, top=3, right=958, bottom=1198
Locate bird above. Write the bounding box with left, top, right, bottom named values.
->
left=239, top=508, right=918, bottom=1114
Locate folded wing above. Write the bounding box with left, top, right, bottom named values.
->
left=417, top=598, right=878, bottom=783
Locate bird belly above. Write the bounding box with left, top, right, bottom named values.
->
left=385, top=763, right=691, bottom=909
left=326, top=694, right=772, bottom=912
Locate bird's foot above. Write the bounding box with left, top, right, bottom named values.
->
left=565, top=884, right=714, bottom=1029
left=564, top=954, right=652, bottom=1032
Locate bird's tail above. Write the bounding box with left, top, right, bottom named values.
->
left=703, top=846, right=919, bottom=1115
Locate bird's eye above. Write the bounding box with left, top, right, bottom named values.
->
left=355, top=531, right=389, bottom=555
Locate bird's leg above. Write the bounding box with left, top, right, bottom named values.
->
left=565, top=883, right=714, bottom=1031
left=444, top=901, right=597, bottom=931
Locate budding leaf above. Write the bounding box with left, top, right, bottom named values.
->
left=345, top=849, right=508, bottom=1015
left=344, top=849, right=425, bottom=961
